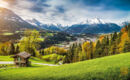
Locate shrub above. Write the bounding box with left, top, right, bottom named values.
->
left=42, top=54, right=65, bottom=63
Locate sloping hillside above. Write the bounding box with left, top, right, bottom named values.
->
left=0, top=52, right=130, bottom=80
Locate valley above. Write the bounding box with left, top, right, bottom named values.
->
left=0, top=1, right=130, bottom=80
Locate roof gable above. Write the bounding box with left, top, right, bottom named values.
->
left=15, top=52, right=31, bottom=58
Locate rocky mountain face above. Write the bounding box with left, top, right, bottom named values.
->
left=27, top=19, right=62, bottom=31
left=0, top=7, right=38, bottom=32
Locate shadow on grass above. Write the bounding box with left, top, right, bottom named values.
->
left=30, top=57, right=41, bottom=61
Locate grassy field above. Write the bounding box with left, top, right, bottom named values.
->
left=0, top=52, right=130, bottom=80
left=30, top=57, right=55, bottom=64
left=0, top=56, right=13, bottom=61
left=2, top=32, right=14, bottom=36
left=0, top=56, right=54, bottom=64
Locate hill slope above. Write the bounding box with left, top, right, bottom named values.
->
left=0, top=52, right=130, bottom=80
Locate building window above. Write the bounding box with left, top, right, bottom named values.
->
left=18, top=57, right=21, bottom=61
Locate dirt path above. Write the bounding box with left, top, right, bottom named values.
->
left=0, top=61, right=14, bottom=64
left=0, top=61, right=58, bottom=66
left=33, top=63, right=58, bottom=66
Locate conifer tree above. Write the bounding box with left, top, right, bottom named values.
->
left=9, top=43, right=15, bottom=54
left=94, top=40, right=102, bottom=57
left=123, top=40, right=130, bottom=52
left=15, top=45, right=20, bottom=54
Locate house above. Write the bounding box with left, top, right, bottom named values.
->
left=12, top=52, right=31, bottom=67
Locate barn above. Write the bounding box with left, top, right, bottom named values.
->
left=12, top=52, right=31, bottom=67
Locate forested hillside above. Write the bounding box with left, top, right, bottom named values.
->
left=64, top=24, right=130, bottom=63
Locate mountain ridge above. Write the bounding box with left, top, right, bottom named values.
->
left=0, top=7, right=39, bottom=32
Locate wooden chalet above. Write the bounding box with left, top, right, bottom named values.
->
left=13, top=52, right=31, bottom=67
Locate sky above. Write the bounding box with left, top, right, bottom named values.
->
left=0, top=0, right=130, bottom=26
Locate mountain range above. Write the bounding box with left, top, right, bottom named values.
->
left=0, top=7, right=123, bottom=34
left=27, top=18, right=121, bottom=34
left=65, top=22, right=121, bottom=34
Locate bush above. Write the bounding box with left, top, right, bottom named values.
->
left=43, top=46, right=67, bottom=55
left=42, top=54, right=65, bottom=63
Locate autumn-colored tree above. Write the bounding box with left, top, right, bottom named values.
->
left=19, top=29, right=41, bottom=57
left=44, top=46, right=67, bottom=56
left=0, top=42, right=11, bottom=55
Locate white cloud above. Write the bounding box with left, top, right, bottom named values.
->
left=0, top=0, right=8, bottom=8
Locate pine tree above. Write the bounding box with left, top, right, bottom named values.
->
left=123, top=40, right=130, bottom=52
left=90, top=41, right=94, bottom=59
left=94, top=40, right=102, bottom=58
left=9, top=43, right=15, bottom=54
left=64, top=44, right=75, bottom=63
left=15, top=45, right=20, bottom=54
left=128, top=24, right=130, bottom=37
left=103, top=36, right=110, bottom=56
left=112, top=32, right=118, bottom=42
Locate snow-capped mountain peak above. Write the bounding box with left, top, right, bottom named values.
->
left=91, top=18, right=105, bottom=24
left=26, top=18, right=64, bottom=31
left=26, top=19, right=42, bottom=27
left=27, top=18, right=106, bottom=29
left=81, top=18, right=105, bottom=24
left=26, top=18, right=63, bottom=28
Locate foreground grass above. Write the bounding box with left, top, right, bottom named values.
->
left=0, top=52, right=130, bottom=80
left=30, top=57, right=55, bottom=64
left=2, top=32, right=14, bottom=36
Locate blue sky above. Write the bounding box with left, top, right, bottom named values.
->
left=1, top=0, right=130, bottom=26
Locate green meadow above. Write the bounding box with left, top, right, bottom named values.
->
left=0, top=56, right=54, bottom=64
left=0, top=52, right=130, bottom=80
left=0, top=56, right=13, bottom=61
left=2, top=33, right=14, bottom=36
